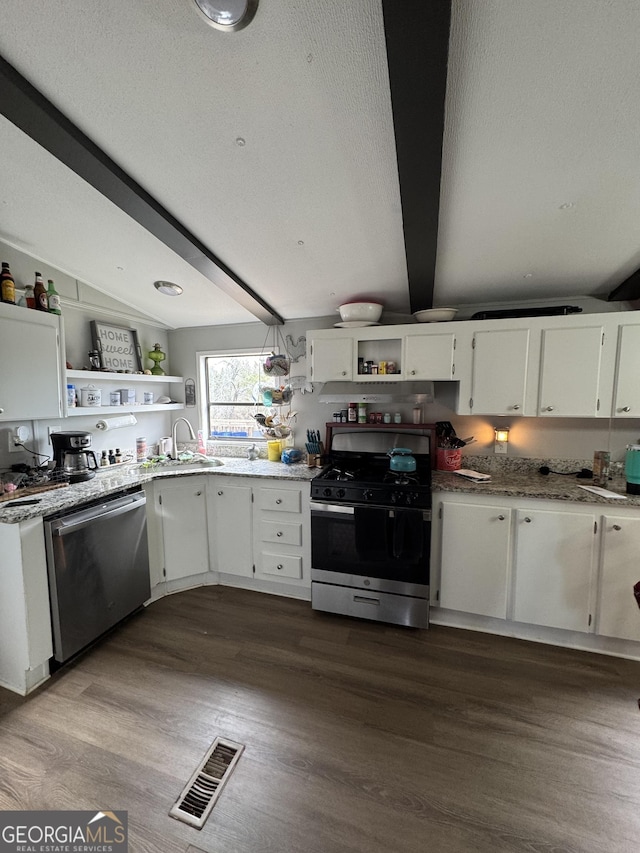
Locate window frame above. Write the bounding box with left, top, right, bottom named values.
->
left=197, top=347, right=271, bottom=442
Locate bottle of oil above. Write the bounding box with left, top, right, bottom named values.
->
left=0, top=261, right=16, bottom=305
left=47, top=279, right=61, bottom=315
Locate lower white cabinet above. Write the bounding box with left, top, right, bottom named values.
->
left=253, top=481, right=310, bottom=591
left=512, top=507, right=597, bottom=632
left=207, top=478, right=253, bottom=578
left=439, top=501, right=512, bottom=618
left=597, top=514, right=640, bottom=642
left=155, top=477, right=209, bottom=582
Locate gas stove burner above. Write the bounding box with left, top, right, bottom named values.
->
left=384, top=472, right=420, bottom=486
left=325, top=467, right=359, bottom=481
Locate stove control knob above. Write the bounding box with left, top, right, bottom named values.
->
left=405, top=493, right=414, bottom=505
left=390, top=491, right=399, bottom=503
left=336, top=488, right=346, bottom=499
left=362, top=489, right=374, bottom=501
left=323, top=488, right=332, bottom=498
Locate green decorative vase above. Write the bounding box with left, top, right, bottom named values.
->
left=148, top=343, right=166, bottom=376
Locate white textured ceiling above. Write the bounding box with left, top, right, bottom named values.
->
left=0, top=0, right=639, bottom=327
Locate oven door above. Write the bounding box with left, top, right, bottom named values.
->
left=311, top=502, right=430, bottom=593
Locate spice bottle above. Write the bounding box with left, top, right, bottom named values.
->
left=115, top=448, right=122, bottom=464
left=348, top=402, right=357, bottom=422
left=33, top=272, right=48, bottom=311
left=0, top=261, right=16, bottom=304
left=358, top=403, right=367, bottom=423
left=23, top=283, right=35, bottom=309
left=100, top=451, right=109, bottom=468
left=47, top=279, right=61, bottom=315
left=108, top=449, right=116, bottom=465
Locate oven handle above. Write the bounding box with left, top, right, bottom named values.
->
left=310, top=502, right=431, bottom=521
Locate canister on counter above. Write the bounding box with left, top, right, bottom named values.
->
left=109, top=391, right=121, bottom=406
left=136, top=437, right=147, bottom=462
left=593, top=450, right=611, bottom=487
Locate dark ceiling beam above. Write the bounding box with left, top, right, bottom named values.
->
left=382, top=0, right=451, bottom=313
left=0, top=54, right=284, bottom=326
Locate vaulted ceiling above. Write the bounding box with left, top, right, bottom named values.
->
left=1, top=0, right=639, bottom=328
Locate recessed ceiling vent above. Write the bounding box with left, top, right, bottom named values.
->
left=169, top=737, right=244, bottom=829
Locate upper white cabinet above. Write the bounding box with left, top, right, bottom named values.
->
left=309, top=336, right=353, bottom=382
left=403, top=331, right=456, bottom=380
left=612, top=324, right=640, bottom=417
left=537, top=325, right=604, bottom=417
left=0, top=303, right=63, bottom=421
left=469, top=328, right=530, bottom=415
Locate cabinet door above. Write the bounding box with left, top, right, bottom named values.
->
left=0, top=309, right=62, bottom=421
left=513, top=508, right=596, bottom=631
left=404, top=332, right=456, bottom=380
left=538, top=326, right=604, bottom=416
left=158, top=479, right=209, bottom=581
left=440, top=502, right=511, bottom=618
left=210, top=481, right=253, bottom=577
left=597, top=515, right=640, bottom=642
left=470, top=329, right=530, bottom=415
left=309, top=337, right=353, bottom=381
left=613, top=325, right=640, bottom=417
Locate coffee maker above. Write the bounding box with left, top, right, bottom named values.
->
left=51, top=431, right=98, bottom=483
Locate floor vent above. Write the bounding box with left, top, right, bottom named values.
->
left=169, top=737, right=244, bottom=829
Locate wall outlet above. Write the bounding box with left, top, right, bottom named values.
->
left=8, top=424, right=31, bottom=453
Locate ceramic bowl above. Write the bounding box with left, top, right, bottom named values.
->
left=338, top=302, right=383, bottom=323
left=413, top=307, right=458, bottom=323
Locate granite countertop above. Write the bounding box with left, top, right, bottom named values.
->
left=432, top=469, right=640, bottom=507
left=0, top=458, right=319, bottom=524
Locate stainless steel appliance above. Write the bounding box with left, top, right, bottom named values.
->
left=43, top=489, right=150, bottom=664
left=310, top=428, right=433, bottom=628
left=51, top=431, right=98, bottom=483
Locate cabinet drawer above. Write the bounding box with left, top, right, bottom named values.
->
left=261, top=552, right=302, bottom=579
left=260, top=520, right=302, bottom=546
left=258, top=487, right=301, bottom=513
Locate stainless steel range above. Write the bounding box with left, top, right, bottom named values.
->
left=310, top=428, right=433, bottom=628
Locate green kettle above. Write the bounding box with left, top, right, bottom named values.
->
left=625, top=444, right=640, bottom=494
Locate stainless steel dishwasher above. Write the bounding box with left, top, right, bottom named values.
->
left=43, top=488, right=150, bottom=665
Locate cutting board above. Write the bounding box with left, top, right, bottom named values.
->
left=0, top=482, right=69, bottom=504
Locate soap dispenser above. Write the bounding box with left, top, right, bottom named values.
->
left=247, top=443, right=260, bottom=461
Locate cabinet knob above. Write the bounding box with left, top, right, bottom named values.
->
left=410, top=369, right=416, bottom=375
left=512, top=404, right=520, bottom=410
left=613, top=524, right=622, bottom=531
left=497, top=514, right=505, bottom=521
left=277, top=564, right=283, bottom=570
left=217, top=490, right=223, bottom=496
left=0, top=407, right=4, bottom=414
left=275, top=498, right=282, bottom=504
left=341, top=370, right=347, bottom=376
left=620, top=406, right=631, bottom=413
left=277, top=531, right=283, bottom=537
left=544, top=406, right=554, bottom=412
left=196, top=491, right=202, bottom=496
left=523, top=516, right=532, bottom=523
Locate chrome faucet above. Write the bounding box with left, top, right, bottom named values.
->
left=171, top=417, right=196, bottom=457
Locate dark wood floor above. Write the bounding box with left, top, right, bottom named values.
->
left=1, top=587, right=640, bottom=852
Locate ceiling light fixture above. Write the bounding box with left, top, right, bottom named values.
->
left=192, top=0, right=259, bottom=31
left=154, top=280, right=183, bottom=296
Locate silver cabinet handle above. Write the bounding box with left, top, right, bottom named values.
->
left=276, top=531, right=283, bottom=537
left=275, top=498, right=282, bottom=504
left=613, top=524, right=622, bottom=531
left=217, top=490, right=223, bottom=495
left=620, top=406, right=631, bottom=413
left=512, top=404, right=520, bottom=410
left=497, top=514, right=505, bottom=521
left=277, top=564, right=283, bottom=570
left=524, top=516, right=532, bottom=523
left=544, top=406, right=554, bottom=412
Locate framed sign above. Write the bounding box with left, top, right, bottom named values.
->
left=91, top=321, right=143, bottom=372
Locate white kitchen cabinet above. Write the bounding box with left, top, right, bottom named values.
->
left=156, top=477, right=209, bottom=581
left=538, top=325, right=604, bottom=417
left=253, top=480, right=310, bottom=592
left=612, top=324, right=640, bottom=417
left=309, top=336, right=353, bottom=382
left=0, top=302, right=63, bottom=421
left=469, top=328, right=530, bottom=415
left=513, top=507, right=597, bottom=632
left=597, top=515, right=640, bottom=642
left=403, top=330, right=456, bottom=380
left=439, top=501, right=512, bottom=618
left=207, top=478, right=253, bottom=578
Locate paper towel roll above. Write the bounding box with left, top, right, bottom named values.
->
left=95, top=414, right=138, bottom=431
